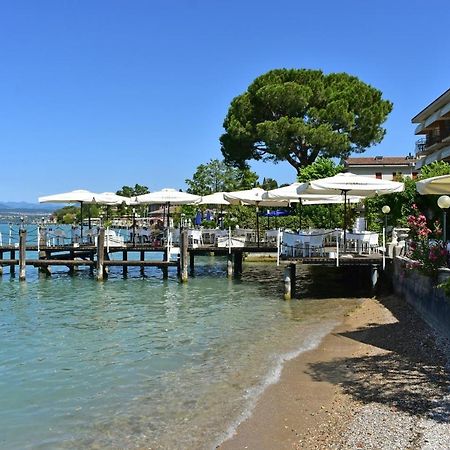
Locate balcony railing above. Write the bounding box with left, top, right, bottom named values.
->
left=415, top=128, right=450, bottom=155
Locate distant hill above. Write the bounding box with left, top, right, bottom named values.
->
left=0, top=202, right=57, bottom=213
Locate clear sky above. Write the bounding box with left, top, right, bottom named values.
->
left=1, top=0, right=449, bottom=202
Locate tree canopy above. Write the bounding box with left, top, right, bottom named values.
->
left=185, top=159, right=258, bottom=195
left=116, top=184, right=149, bottom=197
left=297, top=156, right=343, bottom=182
left=220, top=68, right=392, bottom=175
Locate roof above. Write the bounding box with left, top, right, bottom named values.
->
left=412, top=88, right=450, bottom=123
left=344, top=156, right=416, bottom=166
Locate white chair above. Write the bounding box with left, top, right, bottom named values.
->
left=308, top=234, right=325, bottom=257
left=368, top=233, right=380, bottom=254
left=188, top=229, right=203, bottom=248
left=53, top=229, right=66, bottom=246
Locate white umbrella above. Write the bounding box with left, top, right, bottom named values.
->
left=224, top=187, right=291, bottom=207
left=134, top=189, right=201, bottom=230
left=300, top=172, right=404, bottom=197
left=90, top=192, right=131, bottom=205
left=416, top=175, right=450, bottom=195
left=224, top=188, right=292, bottom=246
left=298, top=173, right=404, bottom=247
left=134, top=188, right=201, bottom=205
left=263, top=182, right=363, bottom=204
left=199, top=192, right=230, bottom=205
left=38, top=189, right=97, bottom=204
left=38, top=189, right=98, bottom=239
left=300, top=195, right=363, bottom=205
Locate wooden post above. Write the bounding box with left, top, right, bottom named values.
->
left=234, top=250, right=243, bottom=276
left=122, top=250, right=128, bottom=278
left=180, top=229, right=188, bottom=282
left=19, top=229, right=26, bottom=281
left=38, top=226, right=50, bottom=274
left=89, top=250, right=95, bottom=275
left=162, top=246, right=169, bottom=279
left=283, top=263, right=296, bottom=300
left=68, top=250, right=75, bottom=275
left=0, top=251, right=3, bottom=276
left=371, top=264, right=379, bottom=289
left=140, top=250, right=145, bottom=277
left=290, top=263, right=296, bottom=298
left=10, top=250, right=15, bottom=276
left=96, top=227, right=105, bottom=281
left=227, top=252, right=233, bottom=278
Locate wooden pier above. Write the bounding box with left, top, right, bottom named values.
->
left=0, top=228, right=389, bottom=299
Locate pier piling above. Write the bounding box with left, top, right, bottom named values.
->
left=227, top=253, right=233, bottom=278
left=233, top=250, right=243, bottom=276
left=19, top=229, right=27, bottom=281
left=122, top=251, right=128, bottom=278
left=140, top=250, right=145, bottom=277
left=283, top=263, right=296, bottom=300
left=180, top=229, right=188, bottom=282
left=10, top=250, right=15, bottom=276
left=96, top=227, right=105, bottom=281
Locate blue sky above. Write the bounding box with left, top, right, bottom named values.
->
left=1, top=0, right=449, bottom=202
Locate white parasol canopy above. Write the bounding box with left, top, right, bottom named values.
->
left=298, top=173, right=404, bottom=247
left=38, top=189, right=99, bottom=239
left=299, top=172, right=404, bottom=197
left=90, top=192, right=131, bottom=205
left=300, top=195, right=364, bottom=205
left=263, top=183, right=364, bottom=204
left=416, top=175, right=450, bottom=195
left=199, top=192, right=231, bottom=205
left=38, top=189, right=97, bottom=204
left=224, top=188, right=292, bottom=246
left=134, top=188, right=201, bottom=205
left=224, top=187, right=291, bottom=207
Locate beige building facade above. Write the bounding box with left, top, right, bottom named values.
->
left=343, top=155, right=417, bottom=180
left=412, top=88, right=450, bottom=169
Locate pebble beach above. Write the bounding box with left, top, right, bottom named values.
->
left=218, top=294, right=450, bottom=449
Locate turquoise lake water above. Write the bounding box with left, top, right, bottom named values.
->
left=0, top=224, right=363, bottom=449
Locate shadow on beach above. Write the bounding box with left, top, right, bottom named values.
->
left=306, top=295, right=450, bottom=423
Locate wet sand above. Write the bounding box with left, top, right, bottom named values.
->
left=218, top=295, right=450, bottom=449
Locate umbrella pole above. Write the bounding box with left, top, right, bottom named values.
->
left=343, top=191, right=348, bottom=251
left=80, top=202, right=84, bottom=240
left=256, top=203, right=260, bottom=247
left=299, top=202, right=302, bottom=230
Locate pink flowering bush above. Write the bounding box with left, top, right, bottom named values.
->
left=406, top=204, right=447, bottom=276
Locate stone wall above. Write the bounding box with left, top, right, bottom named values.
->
left=391, top=256, right=450, bottom=340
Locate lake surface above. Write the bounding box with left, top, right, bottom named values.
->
left=0, top=224, right=363, bottom=449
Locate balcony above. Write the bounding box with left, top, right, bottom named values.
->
left=415, top=128, right=450, bottom=156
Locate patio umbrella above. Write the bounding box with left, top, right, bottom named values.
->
left=91, top=192, right=131, bottom=205
left=134, top=188, right=201, bottom=205
left=263, top=183, right=363, bottom=204
left=416, top=175, right=450, bottom=195
left=134, top=189, right=201, bottom=228
left=38, top=189, right=98, bottom=239
left=199, top=192, right=230, bottom=205
left=298, top=173, right=404, bottom=247
left=224, top=188, right=291, bottom=246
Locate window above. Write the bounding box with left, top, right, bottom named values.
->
left=375, top=172, right=382, bottom=179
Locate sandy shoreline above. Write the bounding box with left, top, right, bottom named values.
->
left=217, top=295, right=450, bottom=449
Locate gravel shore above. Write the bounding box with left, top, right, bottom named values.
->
left=219, top=294, right=450, bottom=450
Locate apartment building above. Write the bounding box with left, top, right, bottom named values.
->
left=412, top=88, right=450, bottom=169
left=343, top=155, right=417, bottom=180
